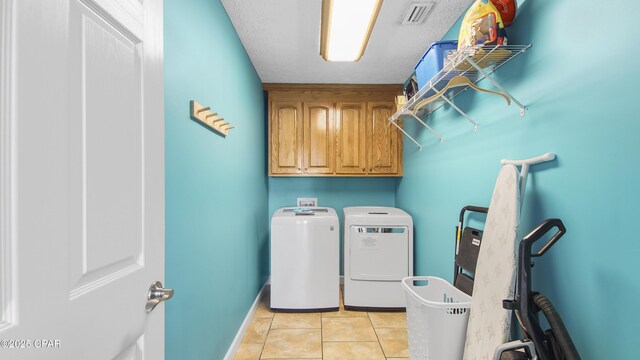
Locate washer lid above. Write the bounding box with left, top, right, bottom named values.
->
left=273, top=207, right=337, bottom=218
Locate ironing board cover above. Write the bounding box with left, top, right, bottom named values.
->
left=463, top=164, right=520, bottom=359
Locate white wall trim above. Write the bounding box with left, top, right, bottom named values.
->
left=223, top=278, right=269, bottom=360
left=0, top=0, right=16, bottom=332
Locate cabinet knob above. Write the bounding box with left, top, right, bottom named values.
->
left=297, top=167, right=301, bottom=171
left=362, top=168, right=365, bottom=172
left=369, top=167, right=372, bottom=172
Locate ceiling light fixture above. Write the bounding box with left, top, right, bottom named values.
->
left=320, top=0, right=384, bottom=62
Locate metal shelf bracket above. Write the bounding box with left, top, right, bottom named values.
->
left=463, top=55, right=526, bottom=117
left=428, top=84, right=478, bottom=132
left=388, top=118, right=423, bottom=150
left=407, top=112, right=444, bottom=144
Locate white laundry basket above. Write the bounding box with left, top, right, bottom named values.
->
left=402, top=276, right=472, bottom=360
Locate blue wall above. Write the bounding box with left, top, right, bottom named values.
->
left=164, top=0, right=269, bottom=359
left=396, top=0, right=638, bottom=358
left=268, top=177, right=396, bottom=273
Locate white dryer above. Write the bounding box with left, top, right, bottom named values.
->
left=271, top=207, right=339, bottom=311
left=343, top=207, right=413, bottom=310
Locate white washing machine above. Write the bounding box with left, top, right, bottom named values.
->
left=270, top=207, right=339, bottom=311
left=343, top=207, right=413, bottom=310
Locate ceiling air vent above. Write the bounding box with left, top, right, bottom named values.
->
left=401, top=2, right=434, bottom=25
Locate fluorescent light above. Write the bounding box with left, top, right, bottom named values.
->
left=320, top=0, right=383, bottom=62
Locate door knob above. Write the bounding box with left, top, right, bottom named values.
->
left=146, top=281, right=174, bottom=312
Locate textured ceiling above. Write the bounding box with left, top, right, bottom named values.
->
left=220, top=0, right=472, bottom=84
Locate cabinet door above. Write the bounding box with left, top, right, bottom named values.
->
left=367, top=102, right=401, bottom=175
left=270, top=101, right=303, bottom=174
left=303, top=102, right=335, bottom=174
left=335, top=102, right=366, bottom=174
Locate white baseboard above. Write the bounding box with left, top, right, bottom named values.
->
left=223, top=279, right=269, bottom=360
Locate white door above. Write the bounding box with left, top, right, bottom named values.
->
left=0, top=0, right=166, bottom=358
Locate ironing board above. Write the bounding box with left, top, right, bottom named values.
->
left=463, top=164, right=520, bottom=359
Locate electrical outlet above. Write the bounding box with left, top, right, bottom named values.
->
left=297, top=197, right=317, bottom=207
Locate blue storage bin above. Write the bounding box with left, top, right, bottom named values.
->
left=414, top=40, right=458, bottom=91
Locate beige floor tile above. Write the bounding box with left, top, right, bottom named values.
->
left=367, top=312, right=407, bottom=328
left=321, top=289, right=369, bottom=318
left=254, top=305, right=274, bottom=319
left=322, top=317, right=377, bottom=342
left=375, top=328, right=409, bottom=358
left=323, top=341, right=385, bottom=360
left=239, top=287, right=409, bottom=359
left=254, top=294, right=274, bottom=319
left=321, top=304, right=369, bottom=318
left=234, top=342, right=263, bottom=360
left=242, top=317, right=272, bottom=343
left=260, top=329, right=322, bottom=359
left=270, top=312, right=321, bottom=329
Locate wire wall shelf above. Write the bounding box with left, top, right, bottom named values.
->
left=389, top=44, right=531, bottom=149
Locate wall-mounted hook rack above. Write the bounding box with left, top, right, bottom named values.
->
left=190, top=100, right=234, bottom=137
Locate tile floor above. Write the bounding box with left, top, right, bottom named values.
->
left=234, top=287, right=409, bottom=360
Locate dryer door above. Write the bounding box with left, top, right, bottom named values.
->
left=349, top=226, right=409, bottom=281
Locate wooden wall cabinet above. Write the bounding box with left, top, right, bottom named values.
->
left=335, top=102, right=366, bottom=174
left=303, top=102, right=334, bottom=174
left=270, top=101, right=303, bottom=174
left=267, top=85, right=403, bottom=177
left=367, top=102, right=400, bottom=175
